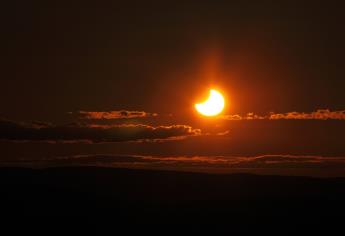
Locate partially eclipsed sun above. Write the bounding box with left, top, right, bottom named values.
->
left=195, top=89, right=225, bottom=116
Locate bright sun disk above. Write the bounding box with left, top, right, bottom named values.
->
left=195, top=89, right=225, bottom=116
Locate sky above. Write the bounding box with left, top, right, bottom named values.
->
left=1, top=1, right=345, bottom=177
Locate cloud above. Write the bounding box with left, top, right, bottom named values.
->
left=268, top=109, right=345, bottom=120
left=75, top=110, right=158, bottom=120
left=2, top=154, right=345, bottom=177
left=0, top=119, right=200, bottom=143
left=74, top=109, right=345, bottom=121
left=221, top=109, right=345, bottom=120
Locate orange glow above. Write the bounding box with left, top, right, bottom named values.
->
left=195, top=89, right=225, bottom=117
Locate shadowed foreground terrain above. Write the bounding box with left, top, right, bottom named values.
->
left=1, top=167, right=344, bottom=232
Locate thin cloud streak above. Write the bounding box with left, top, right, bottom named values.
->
left=75, top=110, right=158, bottom=120
left=221, top=109, right=345, bottom=120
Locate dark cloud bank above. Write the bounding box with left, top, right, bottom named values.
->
left=2, top=154, right=344, bottom=177
left=0, top=119, right=200, bottom=143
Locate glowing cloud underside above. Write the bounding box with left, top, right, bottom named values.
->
left=195, top=89, right=225, bottom=116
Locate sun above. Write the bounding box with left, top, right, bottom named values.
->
left=195, top=89, right=225, bottom=116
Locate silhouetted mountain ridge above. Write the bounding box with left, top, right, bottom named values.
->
left=0, top=166, right=344, bottom=233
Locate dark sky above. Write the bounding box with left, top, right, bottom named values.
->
left=1, top=1, right=345, bottom=176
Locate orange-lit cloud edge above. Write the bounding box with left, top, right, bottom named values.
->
left=1, top=109, right=344, bottom=144
left=73, top=109, right=345, bottom=120
left=221, top=109, right=345, bottom=120
left=0, top=119, right=201, bottom=143
left=75, top=110, right=158, bottom=120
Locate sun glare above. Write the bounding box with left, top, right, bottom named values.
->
left=195, top=89, right=225, bottom=116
